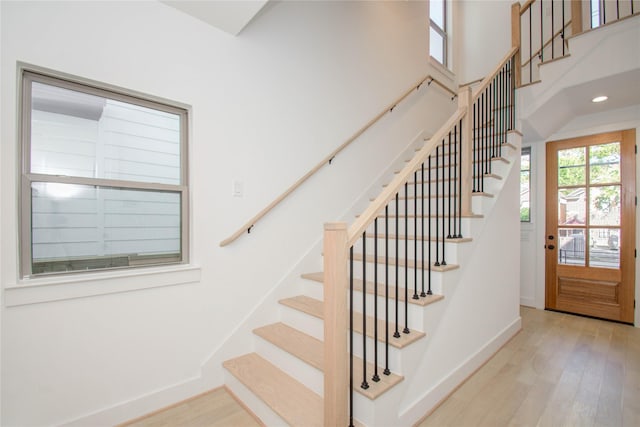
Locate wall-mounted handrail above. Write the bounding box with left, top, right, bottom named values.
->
left=219, top=74, right=457, bottom=247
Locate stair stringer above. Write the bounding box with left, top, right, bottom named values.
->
left=333, top=132, right=523, bottom=426
left=205, top=129, right=437, bottom=387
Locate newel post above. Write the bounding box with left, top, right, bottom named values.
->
left=459, top=87, right=474, bottom=217
left=571, top=0, right=583, bottom=37
left=511, top=2, right=522, bottom=88
left=323, top=222, right=349, bottom=427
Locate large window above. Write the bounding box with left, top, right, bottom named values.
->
left=521, top=146, right=531, bottom=222
left=430, top=0, right=448, bottom=66
left=20, top=69, right=188, bottom=277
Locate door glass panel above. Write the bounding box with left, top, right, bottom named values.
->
left=558, top=228, right=586, bottom=266
left=590, top=142, right=620, bottom=184
left=589, top=228, right=620, bottom=268
left=558, top=188, right=586, bottom=225
left=590, top=186, right=620, bottom=226
left=558, top=147, right=586, bottom=186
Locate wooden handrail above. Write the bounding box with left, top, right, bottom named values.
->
left=520, top=0, right=536, bottom=16
left=520, top=20, right=572, bottom=68
left=219, top=74, right=457, bottom=247
left=471, top=46, right=519, bottom=104
left=347, top=105, right=467, bottom=246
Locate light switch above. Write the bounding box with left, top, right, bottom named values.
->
left=232, top=180, right=244, bottom=197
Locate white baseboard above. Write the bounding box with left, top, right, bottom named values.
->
left=398, top=316, right=522, bottom=425
left=60, top=374, right=213, bottom=427
left=520, top=296, right=536, bottom=308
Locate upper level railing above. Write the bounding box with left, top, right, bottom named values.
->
left=219, top=75, right=457, bottom=247
left=517, top=0, right=639, bottom=86
left=323, top=46, right=519, bottom=426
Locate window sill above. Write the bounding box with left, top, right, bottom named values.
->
left=429, top=56, right=456, bottom=88
left=4, top=264, right=201, bottom=307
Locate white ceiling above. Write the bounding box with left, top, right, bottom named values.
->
left=521, top=68, right=640, bottom=141
left=160, top=0, right=269, bottom=36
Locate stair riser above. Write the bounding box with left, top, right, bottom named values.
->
left=279, top=303, right=407, bottom=369
left=302, top=278, right=444, bottom=310
left=351, top=292, right=425, bottom=328
left=223, top=370, right=288, bottom=426
left=351, top=240, right=460, bottom=265
left=362, top=219, right=473, bottom=239
left=254, top=335, right=324, bottom=396
left=348, top=269, right=447, bottom=296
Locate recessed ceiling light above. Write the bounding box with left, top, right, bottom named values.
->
left=592, top=96, right=608, bottom=103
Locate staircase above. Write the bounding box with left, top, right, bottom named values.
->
left=221, top=82, right=523, bottom=424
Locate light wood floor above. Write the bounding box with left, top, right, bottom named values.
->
left=419, top=306, right=640, bottom=427
left=123, top=307, right=640, bottom=426
left=121, top=387, right=262, bottom=427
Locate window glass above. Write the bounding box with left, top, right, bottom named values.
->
left=520, top=146, right=531, bottom=222
left=429, top=0, right=448, bottom=66
left=22, top=71, right=188, bottom=277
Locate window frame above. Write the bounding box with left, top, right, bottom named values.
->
left=429, top=0, right=448, bottom=67
left=19, top=66, right=190, bottom=279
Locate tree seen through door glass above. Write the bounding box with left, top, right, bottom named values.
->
left=558, top=147, right=586, bottom=186
left=590, top=142, right=620, bottom=184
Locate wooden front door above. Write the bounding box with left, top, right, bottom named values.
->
left=545, top=130, right=636, bottom=324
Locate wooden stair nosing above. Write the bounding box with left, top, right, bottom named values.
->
left=253, top=322, right=404, bottom=400
left=350, top=253, right=460, bottom=272
left=278, top=296, right=425, bottom=349
left=416, top=140, right=518, bottom=153
left=223, top=353, right=323, bottom=427
left=373, top=192, right=494, bottom=202
left=382, top=172, right=502, bottom=188
left=365, top=234, right=473, bottom=243
left=301, top=272, right=445, bottom=307
left=363, top=213, right=484, bottom=220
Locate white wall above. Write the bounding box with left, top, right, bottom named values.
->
left=456, top=0, right=512, bottom=84
left=1, top=1, right=461, bottom=425
left=520, top=105, right=640, bottom=327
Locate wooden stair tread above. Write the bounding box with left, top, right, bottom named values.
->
left=279, top=296, right=425, bottom=348
left=368, top=234, right=473, bottom=243
left=302, top=272, right=445, bottom=307
left=253, top=323, right=404, bottom=400
left=372, top=192, right=493, bottom=201
left=355, top=212, right=483, bottom=219
left=351, top=253, right=459, bottom=272
left=417, top=140, right=518, bottom=152
left=383, top=173, right=502, bottom=187
left=223, top=353, right=323, bottom=427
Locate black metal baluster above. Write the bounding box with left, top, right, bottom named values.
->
left=529, top=7, right=533, bottom=82
left=452, top=127, right=458, bottom=239
left=448, top=131, right=452, bottom=239
left=413, top=171, right=419, bottom=301
left=481, top=91, right=486, bottom=192
left=617, top=0, right=620, bottom=20
left=394, top=193, right=400, bottom=339
left=427, top=156, right=432, bottom=295
left=458, top=119, right=463, bottom=238
left=441, top=138, right=447, bottom=266
left=384, top=205, right=390, bottom=376
left=552, top=0, right=555, bottom=59
left=632, top=0, right=635, bottom=15
left=472, top=100, right=476, bottom=193
left=349, top=246, right=354, bottom=427
left=562, top=0, right=565, bottom=56
left=372, top=219, right=380, bottom=383
left=540, top=0, right=544, bottom=62
left=603, top=0, right=607, bottom=25
left=421, top=163, right=427, bottom=297
left=361, top=232, right=369, bottom=390
left=403, top=182, right=409, bottom=335
left=434, top=146, right=440, bottom=267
